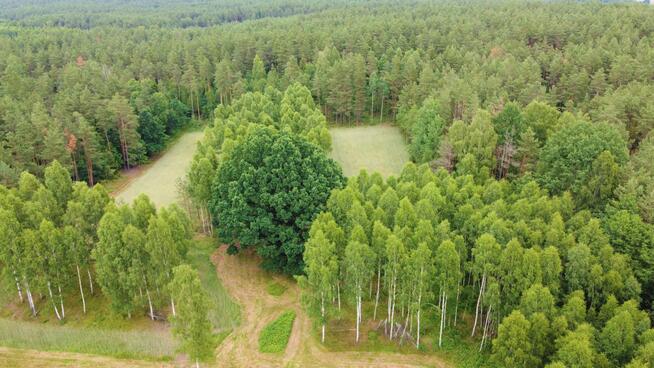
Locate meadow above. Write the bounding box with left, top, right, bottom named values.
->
left=329, top=125, right=410, bottom=177
left=113, top=130, right=204, bottom=207
left=0, top=319, right=176, bottom=361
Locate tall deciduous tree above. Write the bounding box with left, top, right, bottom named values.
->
left=210, top=127, right=344, bottom=275
left=168, top=265, right=214, bottom=368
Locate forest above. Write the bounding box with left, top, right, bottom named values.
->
left=1, top=0, right=654, bottom=367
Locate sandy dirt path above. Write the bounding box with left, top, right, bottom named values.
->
left=212, top=245, right=451, bottom=368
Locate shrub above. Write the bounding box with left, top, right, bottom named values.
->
left=258, top=310, right=296, bottom=353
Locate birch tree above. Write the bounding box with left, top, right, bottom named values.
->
left=298, top=230, right=338, bottom=343
left=435, top=240, right=461, bottom=348
left=38, top=220, right=70, bottom=320
left=409, top=242, right=435, bottom=348
left=146, top=214, right=183, bottom=316
left=345, top=240, right=375, bottom=343
left=62, top=226, right=88, bottom=313
left=168, top=265, right=214, bottom=368
left=384, top=234, right=406, bottom=339
left=371, top=221, right=391, bottom=320
left=471, top=233, right=501, bottom=337
left=0, top=209, right=24, bottom=304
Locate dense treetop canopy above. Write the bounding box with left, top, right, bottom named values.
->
left=209, top=126, right=344, bottom=274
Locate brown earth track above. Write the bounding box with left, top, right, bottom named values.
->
left=211, top=245, right=451, bottom=368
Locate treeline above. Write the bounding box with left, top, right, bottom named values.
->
left=300, top=163, right=651, bottom=367
left=0, top=160, right=196, bottom=321
left=2, top=1, right=654, bottom=184
left=0, top=0, right=377, bottom=28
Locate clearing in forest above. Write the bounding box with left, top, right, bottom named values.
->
left=329, top=124, right=410, bottom=177
left=113, top=131, right=204, bottom=207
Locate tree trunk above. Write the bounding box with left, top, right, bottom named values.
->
left=370, top=91, right=375, bottom=124
left=58, top=285, right=65, bottom=319
left=336, top=282, right=341, bottom=311
left=87, top=269, right=94, bottom=295
left=171, top=297, right=176, bottom=316
left=471, top=273, right=485, bottom=337
left=454, top=282, right=460, bottom=326
left=379, top=96, right=384, bottom=124
left=84, top=149, right=94, bottom=186
left=355, top=291, right=361, bottom=343
left=76, top=265, right=86, bottom=314
left=146, top=288, right=155, bottom=320
left=197, top=94, right=201, bottom=120
left=47, top=282, right=62, bottom=320
left=25, top=281, right=37, bottom=316
left=480, top=305, right=492, bottom=351
left=374, top=264, right=381, bottom=320
left=321, top=292, right=326, bottom=343
left=13, top=271, right=23, bottom=303
left=439, top=291, right=446, bottom=348
left=390, top=277, right=396, bottom=340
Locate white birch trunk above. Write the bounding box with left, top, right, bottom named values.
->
left=471, top=273, right=485, bottom=337
left=76, top=265, right=86, bottom=314
left=438, top=291, right=446, bottom=348
left=480, top=304, right=492, bottom=351
left=13, top=271, right=23, bottom=303
left=374, top=264, right=381, bottom=320
left=454, top=282, right=460, bottom=326
left=171, top=297, right=176, bottom=316
left=147, top=288, right=155, bottom=320
left=320, top=292, right=326, bottom=343
left=25, top=282, right=37, bottom=316
left=58, top=285, right=65, bottom=319
left=87, top=269, right=94, bottom=295
left=390, top=277, right=396, bottom=340
left=47, top=282, right=62, bottom=320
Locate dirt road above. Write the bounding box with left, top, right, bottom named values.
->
left=212, top=246, right=451, bottom=368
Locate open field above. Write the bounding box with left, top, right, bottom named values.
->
left=113, top=130, right=204, bottom=207
left=0, top=347, right=171, bottom=368
left=0, top=319, right=176, bottom=361
left=329, top=125, right=410, bottom=177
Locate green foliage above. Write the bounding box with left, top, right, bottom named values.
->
left=258, top=310, right=296, bottom=353
left=168, top=265, right=215, bottom=363
left=406, top=98, right=444, bottom=163
left=537, top=120, right=628, bottom=197
left=210, top=127, right=345, bottom=274
left=266, top=282, right=288, bottom=297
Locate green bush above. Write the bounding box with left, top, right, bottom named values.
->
left=266, top=282, right=288, bottom=297
left=258, top=310, right=296, bottom=353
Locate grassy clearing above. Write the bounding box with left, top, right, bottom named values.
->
left=111, top=129, right=204, bottom=207
left=266, top=281, right=287, bottom=297
left=329, top=124, right=409, bottom=177
left=187, top=237, right=241, bottom=331
left=258, top=310, right=296, bottom=353
left=0, top=319, right=175, bottom=361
